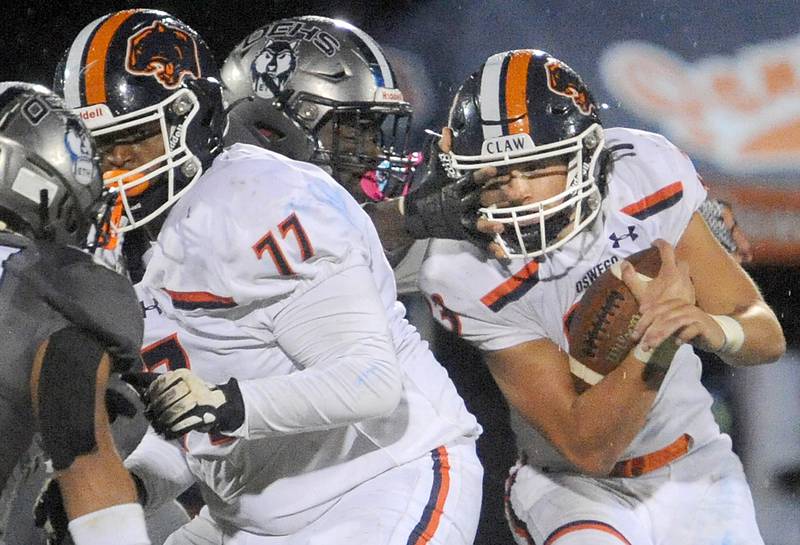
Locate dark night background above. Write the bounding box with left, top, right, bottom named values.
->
left=1, top=2, right=799, bottom=544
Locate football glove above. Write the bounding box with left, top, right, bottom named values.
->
left=698, top=198, right=738, bottom=254
left=104, top=382, right=139, bottom=423
left=139, top=369, right=244, bottom=440
left=403, top=135, right=487, bottom=244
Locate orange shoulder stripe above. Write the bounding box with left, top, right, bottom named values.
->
left=620, top=181, right=684, bottom=220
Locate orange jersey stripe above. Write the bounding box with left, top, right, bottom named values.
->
left=408, top=447, right=451, bottom=545
left=620, top=181, right=684, bottom=219
left=544, top=520, right=632, bottom=545
left=163, top=289, right=236, bottom=310
left=481, top=260, right=540, bottom=311
left=84, top=10, right=136, bottom=104
left=610, top=433, right=692, bottom=477
left=504, top=50, right=532, bottom=135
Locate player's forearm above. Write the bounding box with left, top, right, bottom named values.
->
left=714, top=301, right=785, bottom=367
left=361, top=197, right=415, bottom=256
left=556, top=355, right=660, bottom=475
left=232, top=353, right=402, bottom=439
left=243, top=264, right=403, bottom=438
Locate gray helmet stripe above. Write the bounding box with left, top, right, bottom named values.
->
left=479, top=52, right=505, bottom=140
left=336, top=20, right=394, bottom=88
left=62, top=15, right=105, bottom=108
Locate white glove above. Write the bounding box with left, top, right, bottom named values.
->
left=144, top=369, right=244, bottom=439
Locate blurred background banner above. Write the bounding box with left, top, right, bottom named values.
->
left=703, top=182, right=800, bottom=264
left=1, top=2, right=797, bottom=544
left=600, top=36, right=800, bottom=174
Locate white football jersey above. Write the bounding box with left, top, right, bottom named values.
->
left=393, top=239, right=431, bottom=295
left=126, top=144, right=479, bottom=534
left=419, top=128, right=720, bottom=469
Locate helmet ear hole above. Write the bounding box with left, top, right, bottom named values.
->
left=255, top=123, right=285, bottom=143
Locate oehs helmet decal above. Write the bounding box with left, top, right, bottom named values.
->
left=250, top=39, right=300, bottom=99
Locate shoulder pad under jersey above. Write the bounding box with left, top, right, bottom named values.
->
left=4, top=241, right=143, bottom=372
left=603, top=127, right=707, bottom=245
left=143, top=145, right=375, bottom=309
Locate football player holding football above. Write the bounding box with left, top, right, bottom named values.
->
left=56, top=9, right=482, bottom=545
left=0, top=83, right=148, bottom=545
left=417, top=49, right=784, bottom=545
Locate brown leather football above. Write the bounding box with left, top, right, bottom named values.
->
left=566, top=246, right=662, bottom=392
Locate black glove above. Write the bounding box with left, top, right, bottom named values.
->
left=403, top=136, right=487, bottom=244
left=33, top=479, right=72, bottom=545
left=137, top=369, right=245, bottom=440
left=105, top=383, right=139, bottom=423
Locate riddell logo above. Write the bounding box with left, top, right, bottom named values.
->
left=375, top=87, right=404, bottom=103
left=74, top=104, right=112, bottom=129
left=600, top=36, right=800, bottom=172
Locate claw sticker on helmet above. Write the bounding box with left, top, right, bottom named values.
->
left=251, top=40, right=300, bottom=99
left=126, top=21, right=201, bottom=89
left=545, top=59, right=595, bottom=115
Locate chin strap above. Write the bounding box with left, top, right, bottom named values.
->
left=36, top=189, right=54, bottom=241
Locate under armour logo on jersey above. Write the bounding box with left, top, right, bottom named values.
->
left=609, top=226, right=638, bottom=248
left=140, top=299, right=162, bottom=317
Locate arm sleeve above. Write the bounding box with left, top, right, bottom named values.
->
left=229, top=264, right=403, bottom=440
left=123, top=427, right=194, bottom=514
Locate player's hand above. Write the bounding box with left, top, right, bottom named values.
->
left=621, top=239, right=696, bottom=350
left=403, top=128, right=499, bottom=246
left=625, top=298, right=726, bottom=353
left=141, top=369, right=244, bottom=440
left=104, top=377, right=142, bottom=423
left=33, top=479, right=72, bottom=545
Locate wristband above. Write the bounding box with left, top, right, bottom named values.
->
left=710, top=314, right=745, bottom=354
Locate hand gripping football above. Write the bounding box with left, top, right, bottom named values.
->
left=566, top=246, right=661, bottom=392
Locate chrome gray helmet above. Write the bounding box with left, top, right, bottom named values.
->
left=0, top=82, right=104, bottom=246
left=221, top=16, right=414, bottom=202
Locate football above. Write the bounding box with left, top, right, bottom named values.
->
left=566, top=246, right=662, bottom=392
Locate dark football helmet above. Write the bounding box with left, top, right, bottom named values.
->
left=221, top=16, right=414, bottom=203
left=0, top=82, right=105, bottom=246
left=447, top=49, right=605, bottom=259
left=54, top=9, right=227, bottom=234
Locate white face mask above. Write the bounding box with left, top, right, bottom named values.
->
left=88, top=89, right=204, bottom=235
left=451, top=124, right=605, bottom=260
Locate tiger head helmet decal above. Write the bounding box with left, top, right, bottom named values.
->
left=126, top=20, right=201, bottom=89
left=545, top=59, right=595, bottom=115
